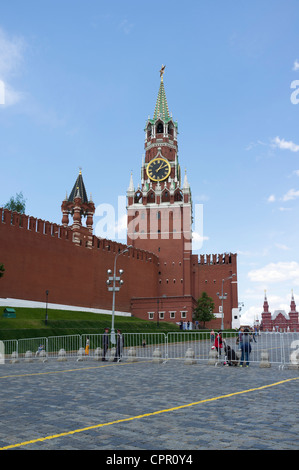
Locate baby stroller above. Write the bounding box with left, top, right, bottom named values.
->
left=223, top=340, right=239, bottom=366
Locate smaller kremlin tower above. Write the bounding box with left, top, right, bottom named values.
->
left=61, top=170, right=95, bottom=248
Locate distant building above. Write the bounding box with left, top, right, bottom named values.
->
left=261, top=290, right=298, bottom=332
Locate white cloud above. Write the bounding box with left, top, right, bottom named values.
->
left=0, top=27, right=26, bottom=107
left=1, top=81, right=26, bottom=106
left=267, top=194, right=276, bottom=203
left=293, top=59, right=299, bottom=71
left=282, top=188, right=299, bottom=201
left=245, top=140, right=267, bottom=151
left=248, top=261, right=299, bottom=286
left=293, top=170, right=299, bottom=177
left=119, top=19, right=134, bottom=35
left=271, top=136, right=299, bottom=152
left=274, top=243, right=289, bottom=251
left=240, top=306, right=261, bottom=326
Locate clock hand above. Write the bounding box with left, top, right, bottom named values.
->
left=157, top=163, right=168, bottom=171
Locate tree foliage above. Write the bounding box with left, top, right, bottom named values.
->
left=193, top=291, right=215, bottom=327
left=4, top=191, right=26, bottom=214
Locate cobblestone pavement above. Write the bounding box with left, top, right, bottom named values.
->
left=0, top=358, right=298, bottom=453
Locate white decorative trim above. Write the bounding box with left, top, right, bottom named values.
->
left=0, top=298, right=131, bottom=317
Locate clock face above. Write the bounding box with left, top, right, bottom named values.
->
left=146, top=157, right=171, bottom=182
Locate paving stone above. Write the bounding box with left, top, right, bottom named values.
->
left=0, top=358, right=298, bottom=451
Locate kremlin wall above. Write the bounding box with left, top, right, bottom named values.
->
left=0, top=207, right=158, bottom=315
left=0, top=205, right=238, bottom=328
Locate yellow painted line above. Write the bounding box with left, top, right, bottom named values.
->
left=0, top=376, right=298, bottom=450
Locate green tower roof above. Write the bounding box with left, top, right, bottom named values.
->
left=147, top=66, right=177, bottom=129
left=153, top=71, right=170, bottom=121
left=68, top=170, right=89, bottom=204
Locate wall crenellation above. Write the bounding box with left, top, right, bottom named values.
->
left=199, top=253, right=236, bottom=266
left=0, top=207, right=157, bottom=264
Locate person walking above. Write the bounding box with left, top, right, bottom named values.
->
left=240, top=328, right=252, bottom=367
left=85, top=337, right=90, bottom=356
left=102, top=327, right=109, bottom=361
left=114, top=329, right=124, bottom=362
left=210, top=329, right=215, bottom=344
left=214, top=331, right=223, bottom=356
left=237, top=327, right=244, bottom=350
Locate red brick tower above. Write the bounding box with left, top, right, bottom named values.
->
left=289, top=290, right=298, bottom=330
left=127, top=66, right=195, bottom=321
left=61, top=170, right=95, bottom=248
left=261, top=290, right=272, bottom=330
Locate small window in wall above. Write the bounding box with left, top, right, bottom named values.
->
left=170, top=311, right=176, bottom=319
left=148, top=191, right=155, bottom=204
left=148, top=312, right=154, bottom=320
left=159, top=311, right=165, bottom=320
left=162, top=190, right=169, bottom=203
left=181, top=311, right=187, bottom=319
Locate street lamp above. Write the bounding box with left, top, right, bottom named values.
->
left=217, top=274, right=236, bottom=330
left=107, top=246, right=132, bottom=344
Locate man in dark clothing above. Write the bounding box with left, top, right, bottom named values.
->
left=113, top=329, right=124, bottom=362
left=102, top=327, right=109, bottom=361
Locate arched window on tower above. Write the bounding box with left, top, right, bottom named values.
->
left=147, top=191, right=155, bottom=204
left=147, top=124, right=152, bottom=140
left=174, top=189, right=183, bottom=202
left=168, top=122, right=174, bottom=137
left=161, top=189, right=169, bottom=203
left=156, top=121, right=163, bottom=134
left=134, top=190, right=142, bottom=204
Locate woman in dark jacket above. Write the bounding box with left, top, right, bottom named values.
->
left=240, top=328, right=252, bottom=367
left=214, top=331, right=223, bottom=356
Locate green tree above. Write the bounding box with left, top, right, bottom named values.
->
left=4, top=192, right=26, bottom=213
left=193, top=291, right=215, bottom=328
left=0, top=264, right=5, bottom=279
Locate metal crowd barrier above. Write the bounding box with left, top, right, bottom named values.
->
left=1, top=332, right=299, bottom=368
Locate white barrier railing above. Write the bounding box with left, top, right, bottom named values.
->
left=47, top=335, right=81, bottom=359
left=1, top=332, right=299, bottom=368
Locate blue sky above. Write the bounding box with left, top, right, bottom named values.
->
left=1, top=0, right=299, bottom=325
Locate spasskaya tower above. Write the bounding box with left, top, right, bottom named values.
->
left=127, top=66, right=197, bottom=321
